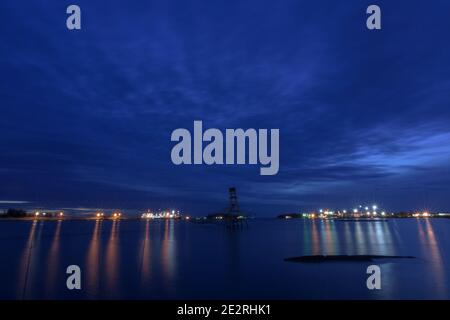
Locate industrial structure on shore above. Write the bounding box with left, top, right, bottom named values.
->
left=202, top=187, right=248, bottom=227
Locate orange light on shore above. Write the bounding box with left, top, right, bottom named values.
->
left=112, top=212, right=121, bottom=218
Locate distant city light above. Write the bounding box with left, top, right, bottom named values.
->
left=281, top=204, right=435, bottom=220
left=112, top=212, right=122, bottom=218
left=141, top=210, right=181, bottom=220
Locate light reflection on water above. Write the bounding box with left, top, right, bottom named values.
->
left=139, top=219, right=151, bottom=290
left=310, top=220, right=320, bottom=255
left=304, top=220, right=396, bottom=256
left=161, top=219, right=176, bottom=289
left=17, top=220, right=38, bottom=299
left=417, top=218, right=446, bottom=297
left=105, top=220, right=120, bottom=298
left=3, top=218, right=449, bottom=299
left=45, top=220, right=62, bottom=298
left=86, top=219, right=102, bottom=297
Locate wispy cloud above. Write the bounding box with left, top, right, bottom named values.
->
left=0, top=200, right=30, bottom=204
left=1, top=1, right=450, bottom=214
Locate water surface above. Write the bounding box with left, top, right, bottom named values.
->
left=0, top=218, right=448, bottom=299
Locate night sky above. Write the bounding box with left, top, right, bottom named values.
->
left=1, top=1, right=450, bottom=216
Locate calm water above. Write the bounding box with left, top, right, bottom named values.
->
left=0, top=218, right=449, bottom=300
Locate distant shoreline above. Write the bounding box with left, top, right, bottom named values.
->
left=0, top=217, right=141, bottom=222
left=0, top=216, right=449, bottom=222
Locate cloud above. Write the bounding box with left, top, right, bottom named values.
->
left=1, top=1, right=450, bottom=214
left=0, top=200, right=30, bottom=204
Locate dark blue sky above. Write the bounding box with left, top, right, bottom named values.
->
left=1, top=1, right=450, bottom=216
